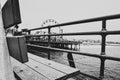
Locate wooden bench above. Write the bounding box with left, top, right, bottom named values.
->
left=11, top=53, right=80, bottom=80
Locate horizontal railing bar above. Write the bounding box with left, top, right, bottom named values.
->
left=102, top=55, right=120, bottom=61
left=79, top=72, right=100, bottom=80
left=27, top=44, right=101, bottom=58
left=105, top=30, right=120, bottom=35
left=29, top=14, right=120, bottom=31
left=27, top=40, right=78, bottom=44
left=27, top=44, right=120, bottom=61
left=26, top=30, right=120, bottom=37
left=27, top=31, right=101, bottom=36
left=29, top=26, right=49, bottom=31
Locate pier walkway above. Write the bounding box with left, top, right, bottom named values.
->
left=1, top=1, right=120, bottom=79
left=12, top=53, right=80, bottom=80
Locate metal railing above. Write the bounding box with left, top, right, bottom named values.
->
left=25, top=14, right=120, bottom=80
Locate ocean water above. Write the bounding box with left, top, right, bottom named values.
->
left=51, top=45, right=120, bottom=80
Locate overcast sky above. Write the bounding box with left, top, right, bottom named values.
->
left=1, top=0, right=120, bottom=41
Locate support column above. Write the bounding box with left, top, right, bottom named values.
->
left=0, top=4, right=15, bottom=80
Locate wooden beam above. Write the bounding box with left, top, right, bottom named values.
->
left=28, top=53, right=80, bottom=79
left=11, top=57, right=49, bottom=80
left=25, top=59, right=66, bottom=80
left=0, top=4, right=15, bottom=80
left=28, top=53, right=79, bottom=74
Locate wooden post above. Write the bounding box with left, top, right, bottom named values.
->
left=67, top=52, right=76, bottom=68
left=67, top=44, right=76, bottom=68
left=0, top=4, right=15, bottom=80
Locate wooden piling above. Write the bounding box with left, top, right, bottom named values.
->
left=67, top=52, right=76, bottom=68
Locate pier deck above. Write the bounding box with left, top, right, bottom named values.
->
left=11, top=53, right=80, bottom=80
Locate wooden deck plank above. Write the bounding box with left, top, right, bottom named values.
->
left=11, top=57, right=49, bottom=80
left=25, top=58, right=66, bottom=80
left=28, top=53, right=80, bottom=75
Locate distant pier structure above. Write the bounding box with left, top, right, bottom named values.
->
left=18, top=30, right=81, bottom=51
left=25, top=34, right=81, bottom=51
left=20, top=19, right=81, bottom=51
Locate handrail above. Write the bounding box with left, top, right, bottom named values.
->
left=28, top=14, right=120, bottom=31
left=26, top=30, right=120, bottom=37
left=27, top=44, right=120, bottom=61
left=25, top=14, right=120, bottom=80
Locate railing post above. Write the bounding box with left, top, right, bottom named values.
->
left=101, top=20, right=106, bottom=55
left=28, top=30, right=31, bottom=35
left=26, top=30, right=31, bottom=44
left=78, top=42, right=80, bottom=51
left=100, top=58, right=105, bottom=79
left=48, top=27, right=51, bottom=59
left=99, top=20, right=106, bottom=79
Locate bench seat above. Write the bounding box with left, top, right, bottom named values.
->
left=11, top=53, right=80, bottom=80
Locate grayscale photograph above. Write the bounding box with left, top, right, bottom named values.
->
left=0, top=0, right=120, bottom=80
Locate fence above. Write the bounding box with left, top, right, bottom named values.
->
left=25, top=14, right=120, bottom=80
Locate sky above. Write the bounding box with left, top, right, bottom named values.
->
left=1, top=0, right=120, bottom=41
